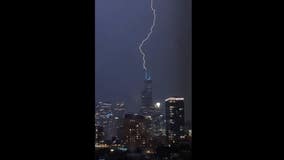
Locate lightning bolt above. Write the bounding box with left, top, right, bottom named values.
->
left=139, top=0, right=157, bottom=71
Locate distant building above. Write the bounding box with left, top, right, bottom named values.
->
left=113, top=102, right=126, bottom=119
left=95, top=101, right=127, bottom=141
left=122, top=114, right=149, bottom=150
left=152, top=102, right=166, bottom=137
left=140, top=71, right=154, bottom=117
left=165, top=97, right=185, bottom=145
left=95, top=125, right=104, bottom=144
left=95, top=102, right=114, bottom=140
left=112, top=102, right=126, bottom=139
left=139, top=72, right=158, bottom=144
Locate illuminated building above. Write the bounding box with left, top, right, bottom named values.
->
left=95, top=125, right=104, bottom=145
left=95, top=102, right=114, bottom=140
left=165, top=97, right=185, bottom=144
left=122, top=114, right=149, bottom=149
left=151, top=102, right=166, bottom=137
left=138, top=72, right=157, bottom=145
left=113, top=102, right=126, bottom=119
left=112, top=102, right=126, bottom=141
left=95, top=101, right=127, bottom=142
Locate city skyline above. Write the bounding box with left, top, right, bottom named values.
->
left=95, top=0, right=191, bottom=121
left=95, top=96, right=191, bottom=159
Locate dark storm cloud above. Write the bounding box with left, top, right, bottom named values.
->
left=95, top=0, right=191, bottom=120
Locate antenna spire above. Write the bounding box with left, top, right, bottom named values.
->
left=145, top=71, right=151, bottom=80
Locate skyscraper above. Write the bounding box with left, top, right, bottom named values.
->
left=112, top=102, right=126, bottom=140
left=165, top=97, right=185, bottom=145
left=139, top=71, right=156, bottom=145
left=140, top=71, right=154, bottom=117
left=152, top=102, right=166, bottom=137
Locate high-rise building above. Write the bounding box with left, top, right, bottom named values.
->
left=95, top=101, right=127, bottom=141
left=95, top=102, right=114, bottom=140
left=151, top=102, right=166, bottom=137
left=165, top=97, right=185, bottom=145
left=112, top=102, right=126, bottom=140
left=113, top=102, right=126, bottom=119
left=139, top=72, right=155, bottom=139
left=122, top=114, right=149, bottom=150
left=140, top=71, right=154, bottom=117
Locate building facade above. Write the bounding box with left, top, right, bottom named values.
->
left=95, top=125, right=104, bottom=145
left=95, top=102, right=114, bottom=141
left=122, top=114, right=149, bottom=150
left=165, top=97, right=185, bottom=145
left=140, top=72, right=154, bottom=117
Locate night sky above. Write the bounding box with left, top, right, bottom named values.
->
left=95, top=0, right=191, bottom=121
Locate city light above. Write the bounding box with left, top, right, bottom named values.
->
left=155, top=102, right=161, bottom=108
left=96, top=0, right=191, bottom=159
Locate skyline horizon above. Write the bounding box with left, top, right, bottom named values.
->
left=95, top=0, right=191, bottom=121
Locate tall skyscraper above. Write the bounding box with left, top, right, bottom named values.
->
left=139, top=71, right=156, bottom=145
left=165, top=97, right=185, bottom=145
left=140, top=71, right=154, bottom=117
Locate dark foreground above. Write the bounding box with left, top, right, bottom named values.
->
left=95, top=143, right=192, bottom=160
